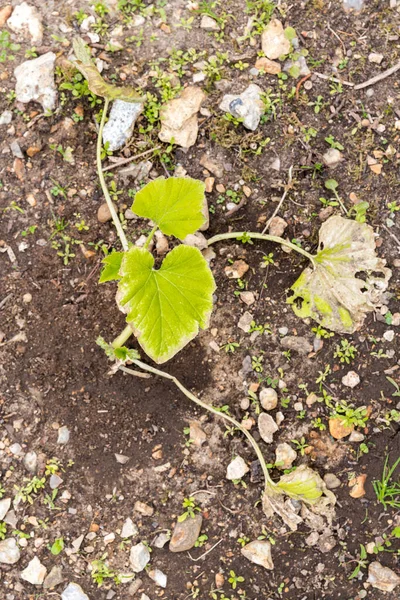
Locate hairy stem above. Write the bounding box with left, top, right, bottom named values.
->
left=120, top=361, right=275, bottom=489
left=112, top=325, right=132, bottom=349
left=207, top=232, right=315, bottom=265
left=97, top=98, right=129, bottom=252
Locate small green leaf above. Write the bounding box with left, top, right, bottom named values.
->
left=118, top=245, right=215, bottom=363
left=288, top=65, right=301, bottom=78
left=51, top=537, right=64, bottom=555
left=96, top=336, right=140, bottom=362
left=99, top=251, right=124, bottom=283
left=325, top=179, right=338, bottom=191
left=131, top=177, right=206, bottom=240
left=284, top=26, right=297, bottom=41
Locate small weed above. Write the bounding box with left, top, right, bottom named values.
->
left=228, top=570, right=245, bottom=590
left=348, top=544, right=368, bottom=580
left=291, top=437, right=309, bottom=456
left=194, top=533, right=208, bottom=547
left=334, top=339, right=357, bottom=364
left=0, top=31, right=20, bottom=62
left=178, top=497, right=201, bottom=522
left=331, top=401, right=368, bottom=428
left=373, top=455, right=400, bottom=509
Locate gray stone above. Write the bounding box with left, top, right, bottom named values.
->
left=341, top=371, right=360, bottom=388
left=0, top=110, right=12, bottom=125
left=121, top=517, right=138, bottom=539
left=258, top=413, right=278, bottom=444
left=323, top=473, right=341, bottom=489
left=23, top=451, right=38, bottom=473
left=343, top=0, right=364, bottom=11
left=10, top=140, right=23, bottom=158
left=367, top=561, right=400, bottom=592
left=169, top=513, right=202, bottom=552
left=369, top=52, right=384, bottom=64
left=14, top=53, right=57, bottom=112
left=61, top=582, right=90, bottom=600
left=102, top=100, right=143, bottom=151
left=120, top=160, right=152, bottom=182
left=259, top=388, right=278, bottom=411
left=134, top=501, right=154, bottom=516
left=43, top=565, right=64, bottom=589
left=154, top=532, right=170, bottom=548
left=305, top=531, right=319, bottom=546
left=261, top=19, right=291, bottom=60
left=130, top=542, right=150, bottom=572
left=0, top=498, right=11, bottom=521
left=4, top=510, right=18, bottom=528
left=10, top=442, right=22, bottom=455
left=219, top=84, right=264, bottom=131
left=21, top=556, right=47, bottom=585
left=226, top=456, right=249, bottom=480
left=241, top=540, right=274, bottom=570
left=238, top=311, right=254, bottom=333
left=275, top=443, right=297, bottom=470
left=50, top=474, right=63, bottom=489
left=323, top=148, right=343, bottom=169
left=57, top=426, right=70, bottom=444
left=268, top=216, right=287, bottom=237
left=200, top=15, right=220, bottom=31
left=318, top=534, right=336, bottom=553
left=7, top=2, right=43, bottom=44
left=280, top=336, right=312, bottom=355
left=159, top=86, right=205, bottom=148
left=349, top=431, right=365, bottom=442
left=148, top=568, right=167, bottom=588
left=0, top=538, right=20, bottom=564
left=140, top=595, right=151, bottom=600
left=183, top=233, right=208, bottom=251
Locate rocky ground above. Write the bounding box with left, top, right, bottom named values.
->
left=2, top=0, right=400, bottom=599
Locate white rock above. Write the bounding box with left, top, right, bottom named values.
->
left=384, top=330, right=395, bottom=342
left=258, top=413, right=278, bottom=444
left=57, top=426, right=70, bottom=444
left=103, top=100, right=143, bottom=151
left=241, top=540, right=274, bottom=570
left=259, top=388, right=278, bottom=411
left=121, top=518, right=138, bottom=539
left=21, top=556, right=47, bottom=585
left=0, top=110, right=12, bottom=125
left=323, top=148, right=343, bottom=168
left=7, top=2, right=43, bottom=44
left=367, top=561, right=400, bottom=592
left=183, top=232, right=208, bottom=250
left=148, top=568, right=167, bottom=588
left=0, top=538, right=21, bottom=564
left=341, top=371, right=360, bottom=388
left=226, top=456, right=249, bottom=480
left=238, top=311, right=253, bottom=332
left=0, top=498, right=11, bottom=521
left=80, top=16, right=95, bottom=32
left=153, top=532, right=170, bottom=548
left=155, top=230, right=169, bottom=256
left=268, top=216, right=287, bottom=237
left=323, top=473, right=341, bottom=489
left=159, top=86, right=205, bottom=148
left=49, top=474, right=63, bottom=489
left=369, top=53, right=384, bottom=64
left=10, top=443, right=22, bottom=455
left=261, top=19, right=291, bottom=60
left=219, top=84, right=264, bottom=131
left=275, top=443, right=297, bottom=470
left=23, top=451, right=38, bottom=473
left=14, top=53, right=57, bottom=112
left=200, top=15, right=220, bottom=31
left=130, top=542, right=150, bottom=573
left=349, top=431, right=365, bottom=442
left=140, top=595, right=151, bottom=600
left=61, top=582, right=90, bottom=600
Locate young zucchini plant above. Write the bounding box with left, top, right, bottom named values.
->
left=73, top=38, right=391, bottom=530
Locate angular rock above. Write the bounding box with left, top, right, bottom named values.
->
left=225, top=259, right=249, bottom=279
left=281, top=336, right=312, bottom=355
left=0, top=538, right=21, bottom=564
left=323, top=148, right=343, bottom=169
left=134, top=501, right=154, bottom=516
left=226, top=456, right=249, bottom=480
left=268, top=216, right=287, bottom=237
left=275, top=443, right=297, bottom=470
left=367, top=561, right=400, bottom=592
left=200, top=15, right=220, bottom=31
left=261, top=19, right=291, bottom=60
left=329, top=417, right=353, bottom=440
left=369, top=52, right=384, bottom=64
left=219, top=84, right=264, bottom=131
left=284, top=56, right=310, bottom=78
left=61, top=582, right=90, bottom=600
left=343, top=0, right=364, bottom=11
left=50, top=474, right=63, bottom=489
left=241, top=540, right=274, bottom=570
left=240, top=291, right=255, bottom=306
left=121, top=517, right=138, bottom=539
left=0, top=110, right=12, bottom=125
left=349, top=431, right=364, bottom=442
left=7, top=2, right=43, bottom=44
left=183, top=232, right=208, bottom=251
left=102, top=100, right=143, bottom=151
left=259, top=388, right=278, bottom=411
left=21, top=556, right=47, bottom=585
left=255, top=56, right=281, bottom=74
left=349, top=474, right=367, bottom=498
left=258, top=413, right=278, bottom=444
left=323, top=473, right=341, bottom=489
left=130, top=542, right=150, bottom=572
left=159, top=86, right=205, bottom=148
left=318, top=534, right=337, bottom=553
left=189, top=421, right=207, bottom=447
left=0, top=5, right=12, bottom=27
left=148, top=568, right=167, bottom=588
left=169, top=514, right=202, bottom=552
left=0, top=498, right=11, bottom=521
left=14, top=52, right=57, bottom=112
left=23, top=451, right=38, bottom=473
left=43, top=565, right=63, bottom=589
left=199, top=154, right=224, bottom=178
left=57, top=426, right=70, bottom=444
left=154, top=532, right=170, bottom=548
left=341, top=371, right=360, bottom=388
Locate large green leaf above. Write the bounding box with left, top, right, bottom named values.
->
left=287, top=215, right=391, bottom=333
left=131, top=177, right=206, bottom=240
left=73, top=38, right=144, bottom=103
left=117, top=245, right=215, bottom=363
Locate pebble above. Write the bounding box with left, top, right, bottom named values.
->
left=169, top=514, right=202, bottom=552
left=183, top=232, right=208, bottom=251
left=343, top=0, right=364, bottom=11
left=280, top=336, right=312, bottom=355
left=130, top=542, right=150, bottom=573
left=155, top=231, right=169, bottom=256
left=200, top=154, right=224, bottom=178
left=341, top=371, right=360, bottom=388
left=0, top=538, right=21, bottom=564
left=238, top=311, right=253, bottom=333
left=103, top=100, right=143, bottom=151
left=57, top=426, right=70, bottom=444
left=240, top=397, right=250, bottom=410
left=10, top=140, right=23, bottom=158
left=318, top=534, right=337, bottom=553
left=200, top=15, right=220, bottom=31
left=254, top=56, right=281, bottom=75
left=121, top=518, right=138, bottom=539
left=258, top=413, right=278, bottom=444
left=50, top=474, right=63, bottom=489
left=0, top=498, right=11, bottom=521
left=367, top=561, right=400, bottom=592
left=148, top=568, right=167, bottom=588
left=219, top=84, right=264, bottom=131
left=368, top=52, right=384, bottom=64
left=189, top=421, right=207, bottom=447
left=0, top=110, right=12, bottom=125
left=134, top=501, right=154, bottom=516
left=275, top=443, right=297, bottom=469
left=14, top=52, right=57, bottom=112
left=97, top=203, right=113, bottom=223
left=44, top=565, right=64, bottom=589
left=239, top=291, right=255, bottom=306
left=259, top=388, right=278, bottom=411
left=115, top=453, right=129, bottom=464
left=241, top=540, right=274, bottom=570
left=329, top=417, right=353, bottom=440
left=159, top=86, right=205, bottom=148
left=261, top=19, right=291, bottom=60
left=10, top=443, right=22, bottom=455
left=383, top=330, right=395, bottom=342
left=23, top=450, right=38, bottom=473
left=21, top=556, right=47, bottom=585
left=268, top=216, right=287, bottom=237
left=349, top=431, right=365, bottom=442
left=226, top=456, right=249, bottom=480
left=284, top=56, right=310, bottom=78
left=140, top=595, right=150, bottom=600
left=323, top=473, right=341, bottom=489
left=305, top=531, right=319, bottom=546
left=7, top=2, right=43, bottom=43
left=61, top=582, right=90, bottom=600
left=153, top=532, right=170, bottom=548
left=349, top=474, right=367, bottom=498
left=225, top=259, right=249, bottom=279
left=323, top=148, right=343, bottom=169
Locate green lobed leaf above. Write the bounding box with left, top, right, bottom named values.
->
left=72, top=37, right=144, bottom=103
left=51, top=537, right=64, bottom=556
left=118, top=245, right=215, bottom=363
left=99, top=251, right=124, bottom=283
left=131, top=177, right=206, bottom=240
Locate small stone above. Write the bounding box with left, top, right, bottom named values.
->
left=0, top=498, right=11, bottom=521
left=258, top=413, right=278, bottom=444
left=0, top=110, right=12, bottom=125
left=104, top=533, right=115, bottom=545
left=255, top=57, right=281, bottom=74
left=323, top=148, right=343, bottom=169
left=281, top=336, right=312, bottom=355
left=189, top=421, right=207, bottom=447
left=97, top=203, right=113, bottom=223
left=130, top=542, right=150, bottom=573
left=44, top=565, right=63, bottom=589
left=261, top=19, right=291, bottom=60
left=57, top=426, right=70, bottom=444
left=238, top=311, right=253, bottom=333
left=240, top=397, right=250, bottom=410
left=140, top=595, right=150, bottom=600
left=219, top=84, right=264, bottom=131
left=103, top=100, right=143, bottom=151
left=7, top=2, right=43, bottom=43
left=0, top=5, right=12, bottom=27
left=159, top=86, right=205, bottom=148
left=367, top=561, right=400, bottom=592
left=349, top=431, right=365, bottom=442
left=341, top=371, right=360, bottom=388
left=200, top=154, right=224, bottom=178
left=369, top=53, right=384, bottom=64
left=343, top=0, right=364, bottom=11
left=169, top=514, right=202, bottom=552
left=200, top=15, right=220, bottom=31
left=134, top=501, right=154, bottom=516
left=49, top=474, right=63, bottom=489
left=21, top=556, right=47, bottom=585
left=14, top=52, right=57, bottom=111
left=318, top=535, right=337, bottom=553
left=183, top=232, right=208, bottom=251
left=61, top=582, right=90, bottom=600
left=154, top=532, right=170, bottom=548
left=10, top=443, right=22, bottom=455
left=115, top=453, right=129, bottom=464
left=0, top=538, right=20, bottom=564
left=155, top=231, right=169, bottom=256
left=148, top=568, right=167, bottom=588
left=10, top=140, right=23, bottom=158
left=268, top=216, right=287, bottom=237
left=305, top=531, right=319, bottom=546
left=121, top=518, right=138, bottom=539
left=259, top=388, right=278, bottom=411
left=383, top=330, right=395, bottom=342
left=225, top=260, right=249, bottom=279
left=275, top=443, right=297, bottom=470
left=226, top=456, right=249, bottom=480
left=324, top=473, right=341, bottom=489
left=241, top=540, right=274, bottom=570
left=329, top=417, right=354, bottom=440
left=239, top=291, right=255, bottom=306
left=205, top=177, right=215, bottom=192
left=349, top=474, right=367, bottom=498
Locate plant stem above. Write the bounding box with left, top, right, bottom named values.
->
left=112, top=325, right=132, bottom=349
left=207, top=231, right=315, bottom=264
left=120, top=361, right=275, bottom=489
left=97, top=98, right=129, bottom=252
left=144, top=225, right=157, bottom=249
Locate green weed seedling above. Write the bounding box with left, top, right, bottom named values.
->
left=373, top=455, right=400, bottom=509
